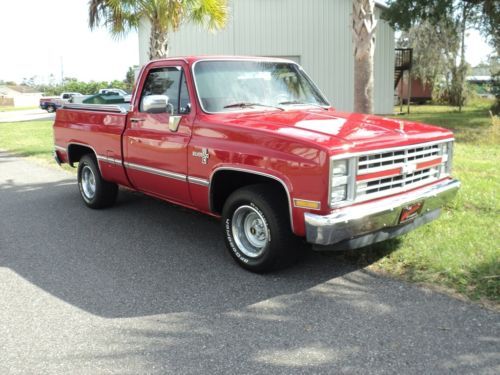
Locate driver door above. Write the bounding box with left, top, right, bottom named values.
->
left=123, top=63, right=193, bottom=203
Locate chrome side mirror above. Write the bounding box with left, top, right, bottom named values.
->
left=142, top=94, right=169, bottom=113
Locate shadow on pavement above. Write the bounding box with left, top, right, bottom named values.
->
left=1, top=164, right=498, bottom=374
left=0, top=176, right=394, bottom=318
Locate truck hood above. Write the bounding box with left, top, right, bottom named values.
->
left=219, top=109, right=453, bottom=153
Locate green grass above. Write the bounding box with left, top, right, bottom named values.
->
left=0, top=120, right=55, bottom=162
left=0, top=101, right=498, bottom=305
left=370, top=99, right=499, bottom=304
left=0, top=106, right=38, bottom=112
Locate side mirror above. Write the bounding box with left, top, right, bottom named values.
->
left=142, top=94, right=169, bottom=113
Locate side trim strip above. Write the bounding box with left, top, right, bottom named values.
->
left=124, top=161, right=187, bottom=182
left=62, top=103, right=128, bottom=114
left=96, top=155, right=122, bottom=166
left=188, top=176, right=210, bottom=186
left=54, top=145, right=66, bottom=152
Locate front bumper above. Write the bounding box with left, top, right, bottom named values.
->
left=304, top=179, right=460, bottom=249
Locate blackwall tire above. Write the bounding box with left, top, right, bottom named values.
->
left=77, top=154, right=118, bottom=209
left=221, top=184, right=300, bottom=273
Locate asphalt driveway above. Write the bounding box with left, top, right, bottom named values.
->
left=0, top=150, right=499, bottom=374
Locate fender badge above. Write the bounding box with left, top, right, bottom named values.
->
left=192, top=148, right=210, bottom=164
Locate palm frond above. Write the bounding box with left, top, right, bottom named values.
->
left=88, top=0, right=142, bottom=39
left=187, top=0, right=228, bottom=31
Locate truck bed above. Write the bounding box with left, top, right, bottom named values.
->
left=53, top=104, right=131, bottom=187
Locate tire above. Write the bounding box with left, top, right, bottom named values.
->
left=222, top=184, right=300, bottom=273
left=46, top=105, right=55, bottom=113
left=77, top=154, right=118, bottom=209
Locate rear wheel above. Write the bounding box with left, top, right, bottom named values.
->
left=77, top=154, right=118, bottom=208
left=46, top=105, right=55, bottom=113
left=222, top=184, right=300, bottom=272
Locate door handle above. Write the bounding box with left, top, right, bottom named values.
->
left=130, top=118, right=145, bottom=123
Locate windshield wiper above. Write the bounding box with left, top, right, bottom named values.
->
left=278, top=101, right=329, bottom=110
left=223, top=102, right=284, bottom=111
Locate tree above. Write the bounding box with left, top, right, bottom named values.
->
left=125, top=66, right=137, bottom=91
left=88, top=0, right=228, bottom=60
left=352, top=0, right=377, bottom=114
left=383, top=0, right=500, bottom=111
left=397, top=19, right=459, bottom=89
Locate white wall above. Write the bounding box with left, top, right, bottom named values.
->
left=13, top=93, right=42, bottom=107
left=138, top=0, right=395, bottom=114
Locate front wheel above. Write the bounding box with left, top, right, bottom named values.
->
left=222, top=184, right=300, bottom=272
left=77, top=154, right=118, bottom=209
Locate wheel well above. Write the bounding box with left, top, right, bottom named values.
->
left=67, top=144, right=95, bottom=167
left=210, top=170, right=291, bottom=215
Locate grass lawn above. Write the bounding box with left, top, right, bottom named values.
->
left=0, top=120, right=56, bottom=164
left=369, top=99, right=499, bottom=305
left=0, top=100, right=498, bottom=305
left=0, top=106, right=38, bottom=112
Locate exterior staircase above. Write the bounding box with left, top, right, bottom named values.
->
left=395, top=48, right=413, bottom=89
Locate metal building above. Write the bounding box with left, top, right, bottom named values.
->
left=138, top=0, right=395, bottom=114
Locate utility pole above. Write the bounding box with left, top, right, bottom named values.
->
left=60, top=56, right=64, bottom=84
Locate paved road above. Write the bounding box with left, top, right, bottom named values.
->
left=1, top=151, right=499, bottom=374
left=0, top=109, right=55, bottom=123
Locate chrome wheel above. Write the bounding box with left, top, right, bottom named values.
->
left=81, top=165, right=96, bottom=200
left=231, top=205, right=269, bottom=258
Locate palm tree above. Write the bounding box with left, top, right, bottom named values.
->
left=88, top=0, right=228, bottom=60
left=352, top=0, right=377, bottom=114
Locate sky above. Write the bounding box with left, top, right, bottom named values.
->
left=0, top=0, right=494, bottom=85
left=1, top=0, right=139, bottom=84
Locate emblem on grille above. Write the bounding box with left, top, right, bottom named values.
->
left=401, top=162, right=417, bottom=174
left=192, top=148, right=210, bottom=164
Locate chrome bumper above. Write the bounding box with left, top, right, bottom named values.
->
left=304, top=179, right=460, bottom=249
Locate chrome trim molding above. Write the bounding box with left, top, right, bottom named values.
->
left=96, top=155, right=122, bottom=166
left=54, top=145, right=66, bottom=152
left=62, top=103, right=129, bottom=114
left=66, top=142, right=102, bottom=174
left=187, top=176, right=210, bottom=186
left=305, top=179, right=460, bottom=246
left=124, top=161, right=187, bottom=182
left=209, top=166, right=295, bottom=231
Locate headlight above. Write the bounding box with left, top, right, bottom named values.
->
left=329, top=157, right=354, bottom=207
left=440, top=141, right=454, bottom=175
left=332, top=160, right=348, bottom=176
left=330, top=185, right=347, bottom=203
left=445, top=141, right=454, bottom=174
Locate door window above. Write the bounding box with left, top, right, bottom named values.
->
left=140, top=67, right=190, bottom=114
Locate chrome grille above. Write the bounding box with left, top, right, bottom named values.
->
left=358, top=143, right=440, bottom=172
left=355, top=141, right=450, bottom=202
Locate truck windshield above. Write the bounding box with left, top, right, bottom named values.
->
left=193, top=60, right=329, bottom=113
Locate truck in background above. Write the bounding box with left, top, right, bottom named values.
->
left=39, top=92, right=83, bottom=112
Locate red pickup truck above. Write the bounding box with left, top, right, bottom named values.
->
left=53, top=56, right=460, bottom=272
